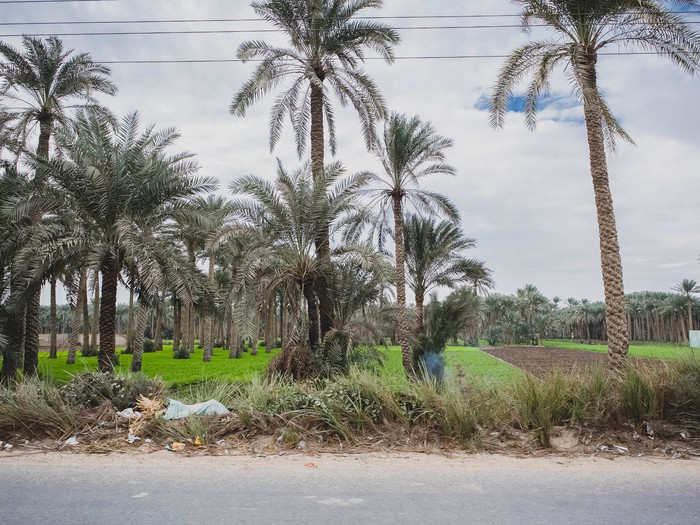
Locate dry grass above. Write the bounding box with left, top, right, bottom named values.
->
left=1, top=356, right=698, bottom=452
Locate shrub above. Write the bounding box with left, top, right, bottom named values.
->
left=663, top=354, right=700, bottom=425
left=62, top=372, right=166, bottom=411
left=619, top=368, right=657, bottom=424
left=143, top=339, right=155, bottom=353
left=486, top=326, right=502, bottom=346
left=0, top=377, right=78, bottom=438
left=511, top=373, right=570, bottom=447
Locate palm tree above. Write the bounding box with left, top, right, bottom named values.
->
left=231, top=0, right=399, bottom=340
left=358, top=113, right=458, bottom=375
left=672, top=279, right=699, bottom=333
left=489, top=0, right=700, bottom=369
left=230, top=160, right=369, bottom=352
left=402, top=214, right=492, bottom=333
left=39, top=110, right=213, bottom=371
left=0, top=37, right=116, bottom=374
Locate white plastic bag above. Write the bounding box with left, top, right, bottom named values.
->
left=163, top=399, right=230, bottom=420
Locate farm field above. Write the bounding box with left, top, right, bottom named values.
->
left=542, top=340, right=695, bottom=360
left=10, top=344, right=521, bottom=386
left=483, top=346, right=663, bottom=377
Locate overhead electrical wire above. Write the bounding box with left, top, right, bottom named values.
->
left=1, top=20, right=699, bottom=38
left=0, top=9, right=699, bottom=24
left=89, top=52, right=677, bottom=65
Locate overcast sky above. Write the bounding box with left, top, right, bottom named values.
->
left=6, top=0, right=698, bottom=305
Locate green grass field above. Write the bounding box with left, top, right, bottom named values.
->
left=18, top=344, right=520, bottom=386
left=542, top=340, right=695, bottom=360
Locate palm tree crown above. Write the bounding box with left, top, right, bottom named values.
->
left=0, top=36, right=116, bottom=159
left=403, top=214, right=492, bottom=332
left=231, top=0, right=399, bottom=157
left=490, top=0, right=700, bottom=145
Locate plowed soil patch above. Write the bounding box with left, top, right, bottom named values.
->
left=482, top=346, right=661, bottom=376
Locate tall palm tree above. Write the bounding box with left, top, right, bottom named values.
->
left=0, top=36, right=116, bottom=374
left=231, top=0, right=399, bottom=340
left=402, top=214, right=492, bottom=333
left=489, top=0, right=700, bottom=369
left=672, top=279, right=699, bottom=333
left=39, top=110, right=213, bottom=371
left=358, top=113, right=458, bottom=375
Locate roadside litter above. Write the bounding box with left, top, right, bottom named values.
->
left=163, top=399, right=230, bottom=420
left=167, top=442, right=186, bottom=452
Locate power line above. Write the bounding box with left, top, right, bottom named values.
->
left=2, top=21, right=699, bottom=38
left=0, top=10, right=698, bottom=25
left=90, top=52, right=672, bottom=65
left=0, top=0, right=114, bottom=4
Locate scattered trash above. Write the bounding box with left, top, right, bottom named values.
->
left=643, top=422, right=655, bottom=439
left=194, top=437, right=202, bottom=446
left=127, top=434, right=141, bottom=444
left=167, top=442, right=186, bottom=452
left=279, top=451, right=287, bottom=456
left=144, top=439, right=152, bottom=444
left=632, top=432, right=641, bottom=442
left=117, top=408, right=142, bottom=420
left=665, top=446, right=680, bottom=458
left=65, top=436, right=79, bottom=447
left=304, top=462, right=318, bottom=469
left=598, top=444, right=610, bottom=452
left=297, top=440, right=307, bottom=450
left=163, top=399, right=230, bottom=420
left=680, top=431, right=689, bottom=441
left=216, top=440, right=226, bottom=446
left=613, top=445, right=629, bottom=454
left=3, top=443, right=13, bottom=451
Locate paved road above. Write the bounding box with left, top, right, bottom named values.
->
left=1, top=452, right=698, bottom=524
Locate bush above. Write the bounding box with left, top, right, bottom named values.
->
left=619, top=368, right=657, bottom=424
left=143, top=339, right=155, bottom=353
left=486, top=326, right=502, bottom=346
left=0, top=377, right=78, bottom=438
left=62, top=372, right=165, bottom=411
left=511, top=373, right=570, bottom=447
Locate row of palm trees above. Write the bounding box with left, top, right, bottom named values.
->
left=1, top=0, right=699, bottom=378
left=0, top=34, right=488, bottom=379
left=482, top=281, right=699, bottom=346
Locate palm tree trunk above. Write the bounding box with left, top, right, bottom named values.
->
left=98, top=255, right=119, bottom=371
left=415, top=289, right=425, bottom=335
left=23, top=289, right=41, bottom=375
left=1, top=299, right=25, bottom=382
left=204, top=256, right=215, bottom=362
left=23, top=120, right=53, bottom=376
left=580, top=58, right=629, bottom=369
left=81, top=279, right=90, bottom=353
left=688, top=299, right=694, bottom=333
left=67, top=269, right=87, bottom=365
left=49, top=277, right=57, bottom=359
left=229, top=302, right=239, bottom=359
left=392, top=195, right=413, bottom=376
left=127, top=284, right=135, bottom=352
left=304, top=282, right=321, bottom=349
left=172, top=296, right=182, bottom=356
left=310, top=82, right=334, bottom=342
left=130, top=302, right=148, bottom=372
left=154, top=292, right=163, bottom=351
left=90, top=271, right=100, bottom=353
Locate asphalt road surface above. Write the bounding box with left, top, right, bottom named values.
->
left=1, top=452, right=698, bottom=524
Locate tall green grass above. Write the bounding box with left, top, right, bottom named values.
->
left=3, top=356, right=698, bottom=449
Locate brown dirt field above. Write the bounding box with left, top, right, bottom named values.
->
left=482, top=346, right=662, bottom=376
